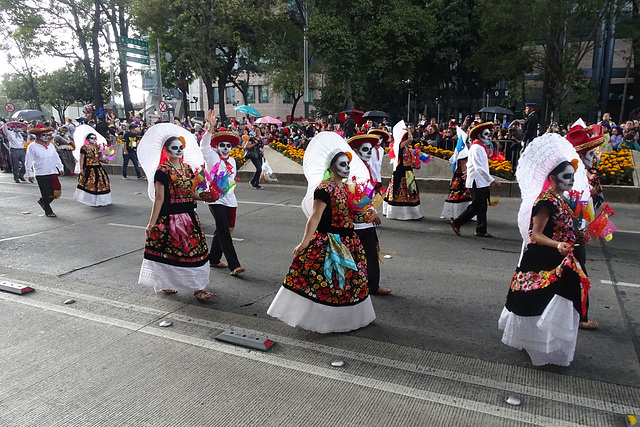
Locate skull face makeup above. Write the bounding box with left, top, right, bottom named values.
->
left=165, top=138, right=184, bottom=159
left=552, top=164, right=575, bottom=192
left=357, top=142, right=373, bottom=163
left=87, top=134, right=97, bottom=144
left=217, top=142, right=232, bottom=158
left=37, top=133, right=51, bottom=142
left=480, top=128, right=492, bottom=144
left=580, top=149, right=596, bottom=169
left=331, top=153, right=350, bottom=179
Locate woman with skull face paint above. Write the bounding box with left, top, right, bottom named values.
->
left=499, top=134, right=590, bottom=366
left=73, top=128, right=112, bottom=207
left=139, top=130, right=212, bottom=301
left=384, top=129, right=422, bottom=220
left=268, top=133, right=375, bottom=333
left=201, top=110, right=245, bottom=276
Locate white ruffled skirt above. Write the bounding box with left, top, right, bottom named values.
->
left=267, top=287, right=376, bottom=334
left=73, top=188, right=112, bottom=207
left=498, top=294, right=579, bottom=366
left=138, top=259, right=210, bottom=292
left=440, top=201, right=472, bottom=220
left=382, top=202, right=422, bottom=220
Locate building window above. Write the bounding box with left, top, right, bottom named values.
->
left=282, top=91, right=293, bottom=104
left=247, top=86, right=255, bottom=103
left=213, top=90, right=219, bottom=105
left=226, top=87, right=235, bottom=104
left=259, top=86, right=269, bottom=103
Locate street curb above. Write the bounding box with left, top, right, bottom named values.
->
left=106, top=165, right=640, bottom=204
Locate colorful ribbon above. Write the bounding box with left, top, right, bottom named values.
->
left=324, top=233, right=357, bottom=289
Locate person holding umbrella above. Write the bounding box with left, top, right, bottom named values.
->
left=73, top=125, right=112, bottom=207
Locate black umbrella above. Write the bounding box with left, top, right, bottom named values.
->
left=12, top=109, right=46, bottom=121
left=362, top=110, right=390, bottom=119
left=478, top=106, right=514, bottom=116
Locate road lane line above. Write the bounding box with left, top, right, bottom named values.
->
left=601, top=280, right=640, bottom=288
left=10, top=282, right=640, bottom=417
left=617, top=230, right=640, bottom=235
left=0, top=291, right=590, bottom=427
left=106, top=222, right=244, bottom=242
left=238, top=200, right=301, bottom=208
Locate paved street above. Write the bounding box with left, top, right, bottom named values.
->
left=1, top=171, right=640, bottom=426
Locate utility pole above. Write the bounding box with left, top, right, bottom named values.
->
left=303, top=2, right=309, bottom=119
left=155, top=37, right=163, bottom=118
left=105, top=25, right=116, bottom=116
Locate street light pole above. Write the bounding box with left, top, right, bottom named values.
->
left=303, top=2, right=309, bottom=119
left=407, top=90, right=411, bottom=123
left=155, top=36, right=163, bottom=118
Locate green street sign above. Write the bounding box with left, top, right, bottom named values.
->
left=118, top=36, right=149, bottom=48
left=119, top=53, right=150, bottom=65
left=120, top=45, right=149, bottom=57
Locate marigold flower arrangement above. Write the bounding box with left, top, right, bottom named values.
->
left=597, top=149, right=636, bottom=186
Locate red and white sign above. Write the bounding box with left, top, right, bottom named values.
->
left=158, top=101, right=168, bottom=112
left=4, top=103, right=15, bottom=113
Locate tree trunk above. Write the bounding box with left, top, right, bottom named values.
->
left=117, top=5, right=133, bottom=118
left=345, top=77, right=353, bottom=109
left=92, top=0, right=104, bottom=110
left=630, top=1, right=640, bottom=118
left=214, top=82, right=227, bottom=123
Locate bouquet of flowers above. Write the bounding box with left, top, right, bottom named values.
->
left=192, top=161, right=236, bottom=202
left=588, top=203, right=617, bottom=241
left=99, top=145, right=115, bottom=161
left=345, top=177, right=383, bottom=215
left=410, top=147, right=432, bottom=169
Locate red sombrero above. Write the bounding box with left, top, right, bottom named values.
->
left=469, top=122, right=494, bottom=140
left=347, top=133, right=380, bottom=150
left=28, top=124, right=55, bottom=135
left=367, top=128, right=390, bottom=144
left=566, top=126, right=605, bottom=154
left=210, top=131, right=240, bottom=148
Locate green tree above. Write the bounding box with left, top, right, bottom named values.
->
left=2, top=72, right=41, bottom=110
left=39, top=62, right=97, bottom=120
left=307, top=0, right=433, bottom=118
left=133, top=0, right=285, bottom=123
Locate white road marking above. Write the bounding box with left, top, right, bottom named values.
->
left=238, top=200, right=301, bottom=208
left=617, top=230, right=640, bottom=235
left=601, top=280, right=640, bottom=288
left=0, top=290, right=590, bottom=427
left=8, top=281, right=640, bottom=418
left=106, top=222, right=244, bottom=242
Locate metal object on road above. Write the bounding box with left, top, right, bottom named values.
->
left=383, top=255, right=392, bottom=259
left=331, top=360, right=344, bottom=367
left=22, top=211, right=31, bottom=215
left=159, top=320, right=172, bottom=327
left=63, top=299, right=76, bottom=305
left=0, top=280, right=34, bottom=295
left=505, top=395, right=521, bottom=406
left=215, top=330, right=275, bottom=351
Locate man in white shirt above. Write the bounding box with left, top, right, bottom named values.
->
left=25, top=124, right=64, bottom=217
left=201, top=110, right=245, bottom=276
left=450, top=122, right=501, bottom=237
left=2, top=121, right=27, bottom=183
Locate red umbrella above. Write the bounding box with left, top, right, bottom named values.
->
left=338, top=109, right=364, bottom=125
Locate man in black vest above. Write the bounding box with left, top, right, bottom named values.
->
left=522, top=102, right=539, bottom=149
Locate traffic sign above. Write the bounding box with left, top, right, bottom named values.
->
left=158, top=101, right=168, bottom=112
left=120, top=45, right=149, bottom=57
left=4, top=102, right=15, bottom=113
left=118, top=36, right=149, bottom=48
left=119, top=53, right=150, bottom=65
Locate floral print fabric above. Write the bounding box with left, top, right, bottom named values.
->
left=77, top=144, right=110, bottom=194
left=385, top=146, right=420, bottom=206
left=445, top=165, right=471, bottom=203
left=144, top=162, right=209, bottom=267
left=282, top=181, right=369, bottom=306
